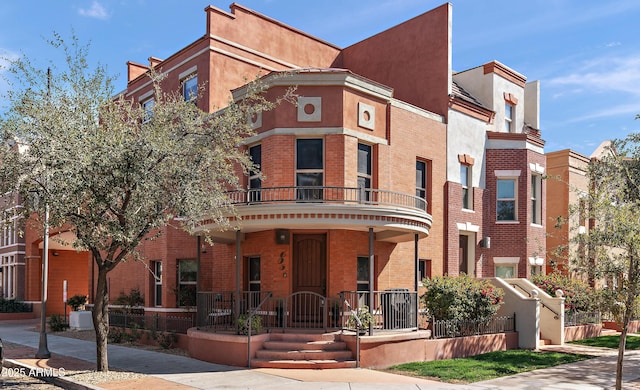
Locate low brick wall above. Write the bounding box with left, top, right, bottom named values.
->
left=564, top=324, right=602, bottom=342
left=342, top=331, right=519, bottom=369
left=187, top=329, right=268, bottom=367
left=0, top=312, right=36, bottom=321
left=603, top=320, right=640, bottom=333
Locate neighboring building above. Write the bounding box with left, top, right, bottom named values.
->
left=545, top=141, right=611, bottom=282
left=1, top=193, right=26, bottom=300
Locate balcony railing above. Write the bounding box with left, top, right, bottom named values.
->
left=226, top=186, right=428, bottom=213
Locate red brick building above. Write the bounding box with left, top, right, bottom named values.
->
left=18, top=3, right=546, bottom=322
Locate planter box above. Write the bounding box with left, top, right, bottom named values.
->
left=69, top=311, right=93, bottom=330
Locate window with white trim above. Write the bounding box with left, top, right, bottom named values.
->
left=358, top=143, right=372, bottom=201
left=497, top=179, right=517, bottom=221
left=182, top=75, right=198, bottom=102
left=505, top=103, right=514, bottom=133
left=296, top=138, right=323, bottom=200
left=461, top=164, right=472, bottom=210
left=177, top=259, right=197, bottom=307
left=153, top=261, right=162, bottom=306
left=531, top=174, right=542, bottom=225
left=357, top=256, right=370, bottom=292
left=248, top=144, right=262, bottom=202
left=494, top=257, right=519, bottom=278
left=141, top=97, right=155, bottom=123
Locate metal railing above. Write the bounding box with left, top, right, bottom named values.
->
left=227, top=186, right=428, bottom=212
left=197, top=291, right=342, bottom=333
left=197, top=291, right=271, bottom=332
left=340, top=289, right=418, bottom=332
left=108, top=311, right=196, bottom=334
left=564, top=311, right=601, bottom=327
left=431, top=314, right=516, bottom=339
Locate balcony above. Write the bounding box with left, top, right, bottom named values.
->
left=199, top=186, right=433, bottom=243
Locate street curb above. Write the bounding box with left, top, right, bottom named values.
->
left=3, top=358, right=104, bottom=390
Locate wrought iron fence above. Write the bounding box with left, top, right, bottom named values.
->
left=564, top=311, right=601, bottom=327
left=108, top=311, right=195, bottom=334
left=340, top=289, right=418, bottom=332
left=226, top=186, right=428, bottom=212
left=431, top=315, right=515, bottom=339
left=197, top=291, right=343, bottom=333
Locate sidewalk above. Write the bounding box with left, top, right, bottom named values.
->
left=3, top=319, right=640, bottom=389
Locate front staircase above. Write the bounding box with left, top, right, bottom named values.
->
left=251, top=333, right=356, bottom=369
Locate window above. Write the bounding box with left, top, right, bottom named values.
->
left=418, top=259, right=432, bottom=284
left=357, top=256, right=370, bottom=292
left=182, top=75, right=198, bottom=102
left=141, top=97, right=154, bottom=123
left=461, top=164, right=472, bottom=210
left=153, top=261, right=162, bottom=306
left=495, top=265, right=516, bottom=278
left=530, top=265, right=543, bottom=276
left=248, top=145, right=261, bottom=202
left=415, top=159, right=430, bottom=211
left=531, top=174, right=542, bottom=225
left=357, top=143, right=372, bottom=201
left=504, top=103, right=513, bottom=132
left=296, top=139, right=323, bottom=200
left=247, top=256, right=260, bottom=308
left=177, top=259, right=197, bottom=307
left=497, top=179, right=517, bottom=221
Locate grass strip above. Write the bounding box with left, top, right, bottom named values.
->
left=570, top=335, right=640, bottom=349
left=388, top=350, right=591, bottom=383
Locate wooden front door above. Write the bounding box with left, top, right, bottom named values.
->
left=459, top=235, right=468, bottom=275
left=292, top=234, right=326, bottom=325
left=293, top=234, right=326, bottom=295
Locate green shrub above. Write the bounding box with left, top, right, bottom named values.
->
left=346, top=306, right=374, bottom=330
left=49, top=314, right=69, bottom=332
left=0, top=298, right=33, bottom=313
left=237, top=313, right=262, bottom=335
left=155, top=331, right=178, bottom=349
left=115, top=288, right=145, bottom=313
left=421, top=275, right=504, bottom=321
left=66, top=294, right=87, bottom=311
left=531, top=273, right=594, bottom=312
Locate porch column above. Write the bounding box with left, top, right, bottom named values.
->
left=235, top=229, right=241, bottom=322
left=414, top=233, right=419, bottom=329
left=368, top=227, right=374, bottom=336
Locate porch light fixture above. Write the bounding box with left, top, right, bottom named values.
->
left=479, top=237, right=491, bottom=248
left=275, top=229, right=290, bottom=245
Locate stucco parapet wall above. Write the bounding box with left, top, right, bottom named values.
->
left=483, top=61, right=527, bottom=88
left=198, top=203, right=432, bottom=243
left=232, top=69, right=394, bottom=102
left=486, top=131, right=545, bottom=153
left=390, top=99, right=444, bottom=123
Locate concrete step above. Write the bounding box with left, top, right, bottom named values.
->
left=250, top=359, right=357, bottom=369
left=256, top=349, right=353, bottom=361
left=253, top=332, right=355, bottom=369
left=539, top=339, right=552, bottom=346
left=268, top=332, right=337, bottom=342
left=262, top=340, right=347, bottom=351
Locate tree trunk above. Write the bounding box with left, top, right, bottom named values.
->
left=616, top=324, right=627, bottom=390
left=93, top=266, right=110, bottom=372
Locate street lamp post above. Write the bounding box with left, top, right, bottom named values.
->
left=35, top=67, right=52, bottom=359
left=35, top=203, right=51, bottom=359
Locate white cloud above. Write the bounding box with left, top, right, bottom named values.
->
left=548, top=55, right=640, bottom=97
left=78, top=1, right=109, bottom=20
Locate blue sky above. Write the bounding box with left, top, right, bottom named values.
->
left=1, top=1, right=639, bottom=156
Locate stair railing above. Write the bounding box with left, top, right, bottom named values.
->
left=246, top=292, right=272, bottom=368
left=344, top=299, right=361, bottom=368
